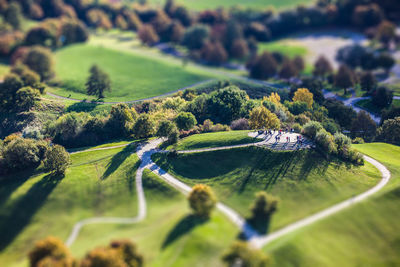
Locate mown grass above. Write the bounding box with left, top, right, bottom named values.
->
left=54, top=44, right=212, bottom=102
left=152, top=146, right=380, bottom=231
left=71, top=170, right=237, bottom=267
left=265, top=143, right=400, bottom=267
left=0, top=145, right=140, bottom=267
left=258, top=41, right=308, bottom=58
left=166, top=131, right=262, bottom=150
left=149, top=0, right=314, bottom=11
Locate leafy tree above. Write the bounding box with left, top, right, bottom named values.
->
left=351, top=111, right=377, bottom=141
left=81, top=247, right=126, bottom=267
left=376, top=20, right=396, bottom=47
left=301, top=120, right=323, bottom=139
left=315, top=129, right=337, bottom=154
left=313, top=55, right=333, bottom=77
left=293, top=88, right=313, bottom=108
left=23, top=46, right=54, bottom=80
left=28, top=236, right=72, bottom=267
left=86, top=65, right=111, bottom=99
left=324, top=99, right=357, bottom=130
left=156, top=120, right=177, bottom=137
left=182, top=25, right=209, bottom=50
left=173, top=6, right=192, bottom=27
left=377, top=117, right=400, bottom=145
left=138, top=24, right=159, bottom=45
left=249, top=106, right=280, bottom=130
left=188, top=184, right=217, bottom=218
left=108, top=103, right=138, bottom=136
left=250, top=52, right=278, bottom=80
left=15, top=86, right=40, bottom=111
left=109, top=240, right=144, bottom=267
left=60, top=20, right=89, bottom=45
left=2, top=137, right=45, bottom=171
left=25, top=26, right=57, bottom=47
left=230, top=39, right=249, bottom=60
left=133, top=114, right=155, bottom=139
left=297, top=77, right=325, bottom=104
left=352, top=4, right=383, bottom=28
left=44, top=144, right=71, bottom=175
left=279, top=60, right=298, bottom=79
left=293, top=56, right=305, bottom=72
left=86, top=8, right=112, bottom=30
left=286, top=101, right=308, bottom=115
left=360, top=72, right=377, bottom=92
left=174, top=112, right=197, bottom=131
left=248, top=192, right=278, bottom=233
left=4, top=2, right=22, bottom=29
left=376, top=53, right=395, bottom=74
left=372, top=86, right=393, bottom=108
left=381, top=106, right=400, bottom=124
left=0, top=73, right=23, bottom=110
left=201, top=41, right=228, bottom=65
left=334, top=64, right=356, bottom=94
left=222, top=241, right=269, bottom=267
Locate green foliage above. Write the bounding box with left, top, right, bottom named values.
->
left=15, top=86, right=40, bottom=112
left=250, top=52, right=278, bottom=80
left=108, top=103, right=138, bottom=137
left=175, top=112, right=197, bottom=131
left=133, top=114, right=155, bottom=139
left=315, top=129, right=337, bottom=154
left=377, top=117, right=400, bottom=145
left=351, top=111, right=377, bottom=141
left=23, top=46, right=54, bottom=81
left=4, top=2, right=22, bottom=30
left=222, top=241, right=269, bottom=267
left=372, top=86, right=393, bottom=109
left=301, top=120, right=323, bottom=139
left=86, top=64, right=111, bottom=99
left=28, top=236, right=72, bottom=267
left=44, top=145, right=71, bottom=175
left=157, top=120, right=177, bottom=138
left=182, top=25, right=209, bottom=50
left=334, top=65, right=356, bottom=93
left=188, top=184, right=217, bottom=218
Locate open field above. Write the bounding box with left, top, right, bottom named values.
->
left=71, top=170, right=237, bottom=267
left=54, top=44, right=213, bottom=102
left=166, top=131, right=262, bottom=150
left=0, top=145, right=140, bottom=266
left=149, top=0, right=314, bottom=11
left=259, top=41, right=308, bottom=58
left=264, top=143, right=400, bottom=267
left=152, top=146, right=380, bottom=231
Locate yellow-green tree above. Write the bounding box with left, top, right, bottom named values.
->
left=249, top=106, right=280, bottom=130
left=188, top=184, right=217, bottom=218
left=293, top=88, right=314, bottom=109
left=263, top=92, right=281, bottom=105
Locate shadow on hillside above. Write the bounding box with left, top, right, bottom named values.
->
left=299, top=151, right=330, bottom=180
left=66, top=102, right=99, bottom=113
left=102, top=145, right=134, bottom=180
left=125, top=160, right=141, bottom=194
left=0, top=173, right=64, bottom=251
left=162, top=214, right=207, bottom=249
left=0, top=169, right=38, bottom=206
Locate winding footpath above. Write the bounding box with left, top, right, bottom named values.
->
left=65, top=135, right=391, bottom=251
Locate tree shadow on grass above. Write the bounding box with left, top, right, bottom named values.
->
left=66, top=102, right=99, bottom=113
left=125, top=160, right=141, bottom=194
left=161, top=214, right=207, bottom=249
left=101, top=145, right=135, bottom=180
left=0, top=173, right=64, bottom=251
left=298, top=150, right=330, bottom=181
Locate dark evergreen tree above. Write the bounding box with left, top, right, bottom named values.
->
left=85, top=65, right=111, bottom=99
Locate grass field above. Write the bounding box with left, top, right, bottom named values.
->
left=259, top=41, right=308, bottom=58
left=265, top=143, right=400, bottom=267
left=0, top=145, right=141, bottom=266
left=149, top=0, right=314, bottom=11
left=152, top=146, right=380, bottom=231
left=54, top=44, right=213, bottom=102
left=71, top=170, right=237, bottom=267
left=166, top=131, right=262, bottom=150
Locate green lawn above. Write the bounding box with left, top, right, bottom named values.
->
left=265, top=143, right=400, bottom=267
left=258, top=41, right=308, bottom=58
left=152, top=147, right=380, bottom=231
left=54, top=44, right=212, bottom=102
left=166, top=131, right=262, bottom=150
left=0, top=145, right=140, bottom=266
left=71, top=170, right=237, bottom=267
left=149, top=0, right=314, bottom=11
left=0, top=61, right=9, bottom=79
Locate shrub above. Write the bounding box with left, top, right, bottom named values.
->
left=352, top=137, right=365, bottom=144
left=175, top=112, right=197, bottom=131
left=315, top=129, right=337, bottom=154
left=182, top=25, right=209, bottom=50
left=188, top=184, right=217, bottom=218
left=376, top=117, right=400, bottom=145
left=86, top=64, right=111, bottom=99
left=138, top=24, right=159, bottom=46
left=133, top=114, right=155, bottom=139
left=292, top=123, right=302, bottom=133
left=249, top=52, right=278, bottom=80
left=301, top=121, right=323, bottom=139
left=15, top=86, right=40, bottom=112
left=23, top=46, right=54, bottom=81
left=248, top=192, right=278, bottom=233
left=230, top=118, right=249, bottom=130
left=28, top=236, right=71, bottom=267
left=222, top=241, right=269, bottom=267
left=44, top=144, right=70, bottom=175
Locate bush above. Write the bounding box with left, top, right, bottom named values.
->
left=23, top=46, right=54, bottom=81
left=28, top=236, right=71, bottom=267
left=249, top=52, right=278, bottom=80
left=175, top=111, right=197, bottom=131
left=44, top=144, right=70, bottom=175
left=230, top=118, right=249, bottom=130
left=138, top=24, right=159, bottom=46
left=315, top=129, right=337, bottom=154
left=188, top=184, right=217, bottom=218
left=15, top=86, right=40, bottom=112
left=301, top=121, right=323, bottom=139
left=182, top=25, right=209, bottom=50
left=352, top=137, right=364, bottom=144
left=133, top=114, right=155, bottom=139
left=376, top=117, right=400, bottom=145
left=222, top=241, right=269, bottom=267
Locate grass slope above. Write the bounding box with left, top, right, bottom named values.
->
left=71, top=170, right=237, bottom=267
left=167, top=131, right=262, bottom=150
left=265, top=143, right=400, bottom=267
left=152, top=147, right=380, bottom=231
left=149, top=0, right=314, bottom=11
left=0, top=145, right=140, bottom=267
left=258, top=41, right=308, bottom=58
left=54, top=44, right=211, bottom=102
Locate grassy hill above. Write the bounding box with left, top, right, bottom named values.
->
left=53, top=44, right=212, bottom=102
left=152, top=146, right=380, bottom=231
left=166, top=131, right=262, bottom=150
left=264, top=143, right=400, bottom=267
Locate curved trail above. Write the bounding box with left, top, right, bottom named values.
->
left=65, top=136, right=391, bottom=251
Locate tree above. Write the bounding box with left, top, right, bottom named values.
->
left=324, top=99, right=357, bottom=130
left=222, top=241, right=269, bottom=267
left=360, top=72, right=377, bottom=92
left=60, top=20, right=89, bottom=45
left=23, top=46, right=54, bottom=80
left=15, top=87, right=40, bottom=111
left=352, top=4, right=383, bottom=28
left=109, top=240, right=144, bottom=267
left=377, top=117, right=400, bottom=145
left=249, top=106, right=280, bottom=130
left=351, top=111, right=377, bottom=141
left=376, top=53, right=395, bottom=74
left=230, top=39, right=249, bottom=60
left=4, top=2, right=22, bottom=29
left=2, top=137, right=45, bottom=171
left=293, top=88, right=313, bottom=108
left=138, top=24, right=159, bottom=46
left=174, top=112, right=197, bottom=131
left=315, top=129, right=337, bottom=154
left=188, top=184, right=217, bottom=218
left=0, top=73, right=23, bottom=110
left=293, top=56, right=305, bottom=73
left=115, top=15, right=128, bottom=30
left=86, top=65, right=111, bottom=99
left=182, top=25, right=209, bottom=50
left=334, top=64, right=356, bottom=94
left=133, top=114, right=155, bottom=139
left=313, top=55, right=333, bottom=77
left=279, top=60, right=298, bottom=79
left=372, top=86, right=393, bottom=109
left=250, top=52, right=278, bottom=80
left=301, top=120, right=323, bottom=139
left=44, top=144, right=71, bottom=175
left=248, top=192, right=278, bottom=233
left=28, top=236, right=72, bottom=267
left=81, top=247, right=126, bottom=267
left=376, top=20, right=396, bottom=47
